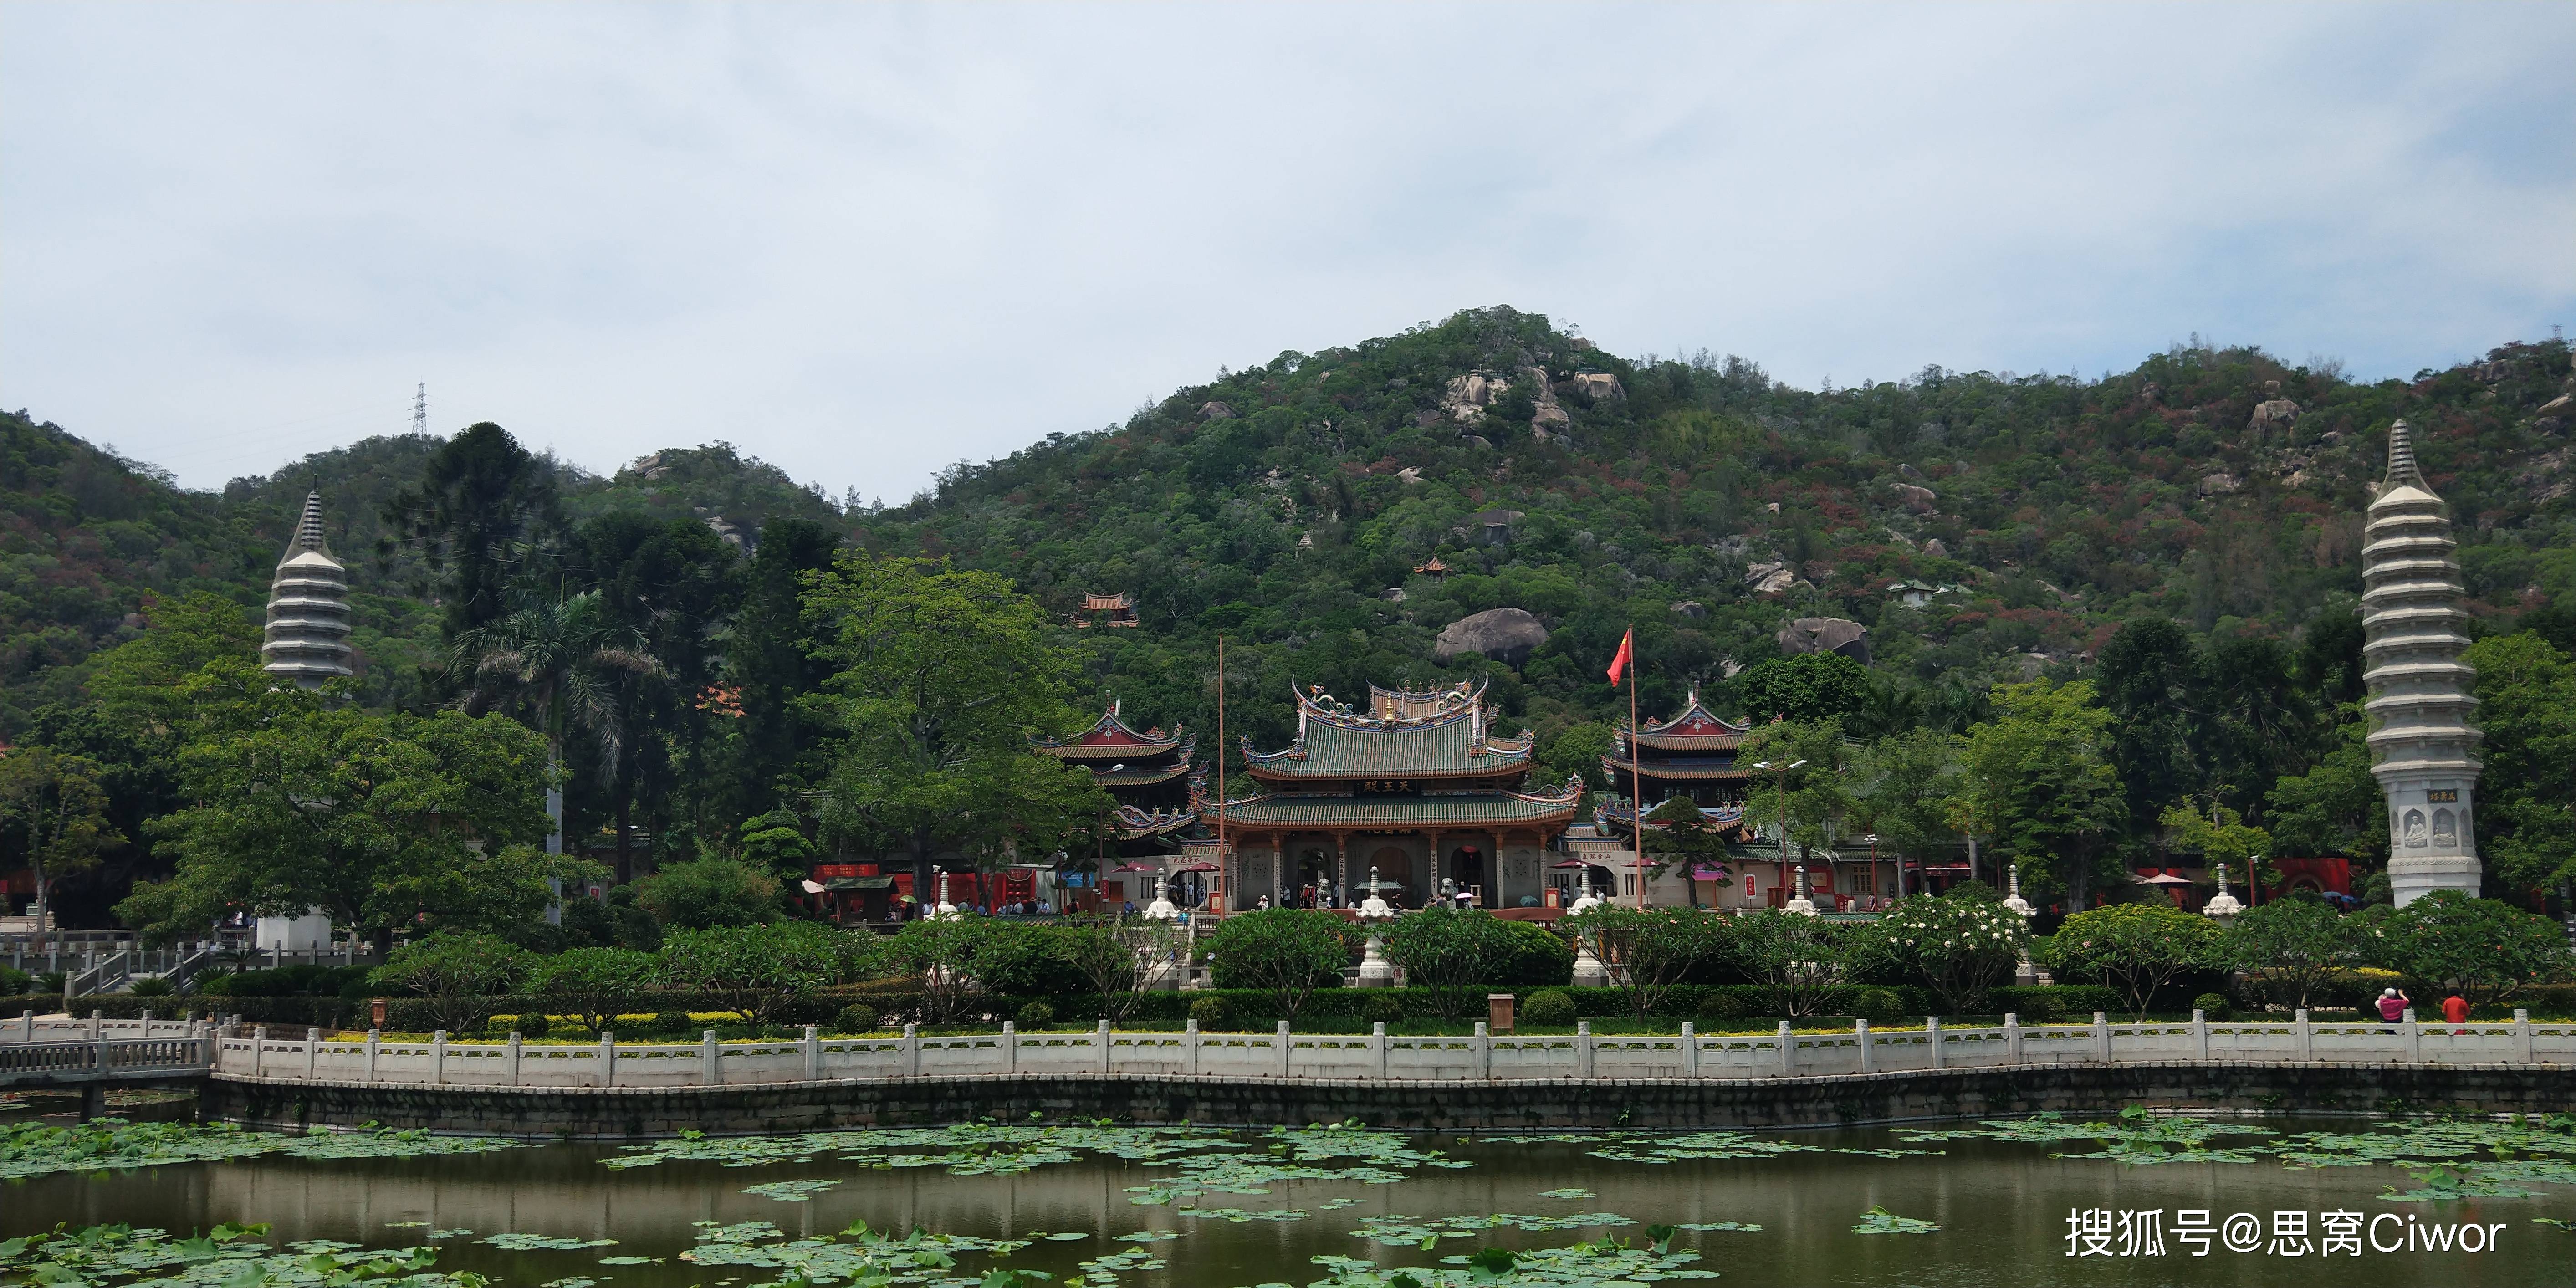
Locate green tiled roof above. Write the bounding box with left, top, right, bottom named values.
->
left=1214, top=792, right=1579, bottom=828
left=1245, top=714, right=1531, bottom=781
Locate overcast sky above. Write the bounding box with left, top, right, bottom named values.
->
left=4, top=3, right=2571, bottom=501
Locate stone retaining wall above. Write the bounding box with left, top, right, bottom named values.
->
left=203, top=1063, right=2576, bottom=1139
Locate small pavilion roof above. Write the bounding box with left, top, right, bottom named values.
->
left=1032, top=700, right=1188, bottom=761
left=1619, top=690, right=1750, bottom=752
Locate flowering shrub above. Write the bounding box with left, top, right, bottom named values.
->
left=1866, top=894, right=2027, bottom=1013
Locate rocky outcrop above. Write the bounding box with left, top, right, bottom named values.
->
left=1777, top=617, right=1871, bottom=664
left=1891, top=482, right=1937, bottom=514
left=2248, top=399, right=2300, bottom=439
left=1433, top=608, right=1548, bottom=664
left=2199, top=472, right=2244, bottom=496
left=1570, top=372, right=1625, bottom=402
left=1199, top=401, right=1236, bottom=420
left=1441, top=373, right=1508, bottom=423
left=1521, top=366, right=1571, bottom=435
left=1923, top=538, right=1950, bottom=558
left=1669, top=600, right=1707, bottom=619
left=1746, top=562, right=1795, bottom=595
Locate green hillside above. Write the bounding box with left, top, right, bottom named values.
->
left=850, top=308, right=2576, bottom=753
left=5, top=307, right=2573, bottom=925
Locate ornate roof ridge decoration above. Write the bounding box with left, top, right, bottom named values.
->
left=1412, top=556, right=1453, bottom=576
left=1596, top=800, right=1749, bottom=829
left=1032, top=699, right=1188, bottom=756
left=1625, top=688, right=1750, bottom=740
left=1113, top=804, right=1199, bottom=838
left=261, top=488, right=354, bottom=688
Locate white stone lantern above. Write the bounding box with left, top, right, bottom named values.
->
left=1784, top=864, right=1819, bottom=917
left=2001, top=863, right=2035, bottom=919
left=1143, top=872, right=1181, bottom=920
left=2202, top=863, right=2244, bottom=920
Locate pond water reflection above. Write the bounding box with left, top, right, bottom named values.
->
left=6, top=1117, right=2571, bottom=1287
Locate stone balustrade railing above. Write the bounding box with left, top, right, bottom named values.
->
left=208, top=1008, right=2574, bottom=1090
left=7, top=1013, right=208, bottom=1044
left=0, top=1032, right=214, bottom=1084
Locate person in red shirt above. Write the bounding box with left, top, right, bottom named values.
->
left=2442, top=993, right=2471, bottom=1032
left=2376, top=988, right=2409, bottom=1031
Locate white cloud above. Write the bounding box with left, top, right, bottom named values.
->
left=3, top=1, right=2569, bottom=497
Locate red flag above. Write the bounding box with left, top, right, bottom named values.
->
left=1606, top=628, right=1634, bottom=686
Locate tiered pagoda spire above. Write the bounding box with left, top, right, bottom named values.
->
left=2361, top=419, right=2482, bottom=904
left=261, top=490, right=355, bottom=687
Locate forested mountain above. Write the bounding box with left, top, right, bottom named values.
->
left=5, top=307, right=2573, bottom=925
left=848, top=309, right=2575, bottom=759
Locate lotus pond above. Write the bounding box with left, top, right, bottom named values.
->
left=5, top=1110, right=2573, bottom=1286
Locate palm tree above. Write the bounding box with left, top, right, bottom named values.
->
left=449, top=591, right=659, bottom=863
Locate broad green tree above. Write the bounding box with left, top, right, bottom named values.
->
left=659, top=921, right=869, bottom=1025
left=1957, top=680, right=2129, bottom=910
left=807, top=555, right=1114, bottom=896
left=2264, top=708, right=2384, bottom=865
left=1729, top=908, right=1847, bottom=1018
left=532, top=946, right=660, bottom=1032
left=2045, top=903, right=2222, bottom=1020
left=0, top=747, right=121, bottom=946
left=384, top=421, right=565, bottom=641
left=1848, top=728, right=1964, bottom=879
left=2095, top=618, right=2202, bottom=838
left=1383, top=907, right=1523, bottom=1017
left=632, top=856, right=780, bottom=930
left=1203, top=908, right=1351, bottom=1020
left=2158, top=801, right=2274, bottom=894
left=2461, top=633, right=2576, bottom=897
left=120, top=695, right=564, bottom=952
left=1738, top=719, right=1860, bottom=871
left=2359, top=891, right=2572, bottom=1011
left=370, top=930, right=533, bottom=1033
left=889, top=915, right=994, bottom=1023
left=2220, top=897, right=2355, bottom=1010
left=450, top=590, right=660, bottom=860
left=1566, top=905, right=1729, bottom=1018
left=1733, top=653, right=1870, bottom=724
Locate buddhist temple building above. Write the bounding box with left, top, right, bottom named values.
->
left=2362, top=419, right=2484, bottom=905
left=1411, top=556, right=1454, bottom=577
left=261, top=490, right=356, bottom=688
left=1073, top=591, right=1140, bottom=628
left=1600, top=690, right=1752, bottom=810
left=1032, top=701, right=1199, bottom=846
left=1206, top=679, right=1583, bottom=909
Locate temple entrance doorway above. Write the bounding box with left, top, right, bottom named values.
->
left=1446, top=845, right=1487, bottom=906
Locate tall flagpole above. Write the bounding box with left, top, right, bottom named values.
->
left=1215, top=634, right=1227, bottom=915
left=1627, top=626, right=1646, bottom=910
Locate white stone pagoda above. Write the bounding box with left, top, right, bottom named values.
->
left=261, top=490, right=356, bottom=688
left=2361, top=420, right=2483, bottom=905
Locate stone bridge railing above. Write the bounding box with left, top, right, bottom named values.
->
left=0, top=1032, right=214, bottom=1086
left=209, top=1009, right=2574, bottom=1091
